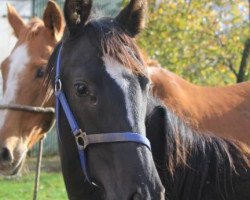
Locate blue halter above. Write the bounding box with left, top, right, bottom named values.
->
left=54, top=45, right=151, bottom=184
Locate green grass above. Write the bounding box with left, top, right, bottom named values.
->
left=0, top=172, right=67, bottom=200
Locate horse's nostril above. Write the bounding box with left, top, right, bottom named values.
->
left=131, top=192, right=142, bottom=200
left=0, top=147, right=13, bottom=162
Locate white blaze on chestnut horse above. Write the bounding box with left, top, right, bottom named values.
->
left=0, top=1, right=64, bottom=175
left=148, top=63, right=250, bottom=145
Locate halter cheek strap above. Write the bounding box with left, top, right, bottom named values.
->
left=55, top=44, right=151, bottom=185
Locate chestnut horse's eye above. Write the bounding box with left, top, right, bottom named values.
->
left=74, top=82, right=89, bottom=97
left=36, top=68, right=45, bottom=78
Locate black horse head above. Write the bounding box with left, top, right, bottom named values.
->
left=47, top=0, right=164, bottom=199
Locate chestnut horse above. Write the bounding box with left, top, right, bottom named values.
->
left=0, top=1, right=64, bottom=175
left=149, top=64, right=250, bottom=145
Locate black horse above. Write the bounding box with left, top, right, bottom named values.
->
left=47, top=0, right=164, bottom=199
left=46, top=0, right=250, bottom=199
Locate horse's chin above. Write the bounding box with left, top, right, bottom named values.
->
left=0, top=152, right=27, bottom=177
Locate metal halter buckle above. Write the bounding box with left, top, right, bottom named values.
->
left=75, top=130, right=87, bottom=150
left=55, top=79, right=62, bottom=92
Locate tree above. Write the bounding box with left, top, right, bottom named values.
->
left=237, top=0, right=250, bottom=83
left=124, top=0, right=250, bottom=85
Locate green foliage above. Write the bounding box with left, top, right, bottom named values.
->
left=123, top=0, right=250, bottom=85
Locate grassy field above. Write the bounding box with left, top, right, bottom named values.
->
left=0, top=157, right=67, bottom=200
left=0, top=172, right=67, bottom=200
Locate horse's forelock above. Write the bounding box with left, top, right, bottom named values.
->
left=21, top=18, right=44, bottom=40
left=90, top=20, right=147, bottom=76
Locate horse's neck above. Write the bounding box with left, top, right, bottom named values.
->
left=146, top=100, right=205, bottom=198
left=146, top=101, right=250, bottom=199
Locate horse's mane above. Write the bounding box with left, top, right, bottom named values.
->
left=152, top=102, right=250, bottom=199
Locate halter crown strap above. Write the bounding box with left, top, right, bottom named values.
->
left=54, top=44, right=151, bottom=185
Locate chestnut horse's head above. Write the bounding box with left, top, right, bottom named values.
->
left=0, top=1, right=64, bottom=175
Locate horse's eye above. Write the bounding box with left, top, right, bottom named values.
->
left=36, top=68, right=45, bottom=78
left=74, top=83, right=89, bottom=97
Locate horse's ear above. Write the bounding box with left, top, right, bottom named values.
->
left=7, top=3, right=26, bottom=38
left=116, top=0, right=147, bottom=37
left=43, top=0, right=64, bottom=40
left=64, top=0, right=92, bottom=35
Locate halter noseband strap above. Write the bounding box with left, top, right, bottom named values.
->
left=55, top=45, right=151, bottom=184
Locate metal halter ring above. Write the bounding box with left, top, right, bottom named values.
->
left=55, top=79, right=62, bottom=92
left=75, top=130, right=87, bottom=150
